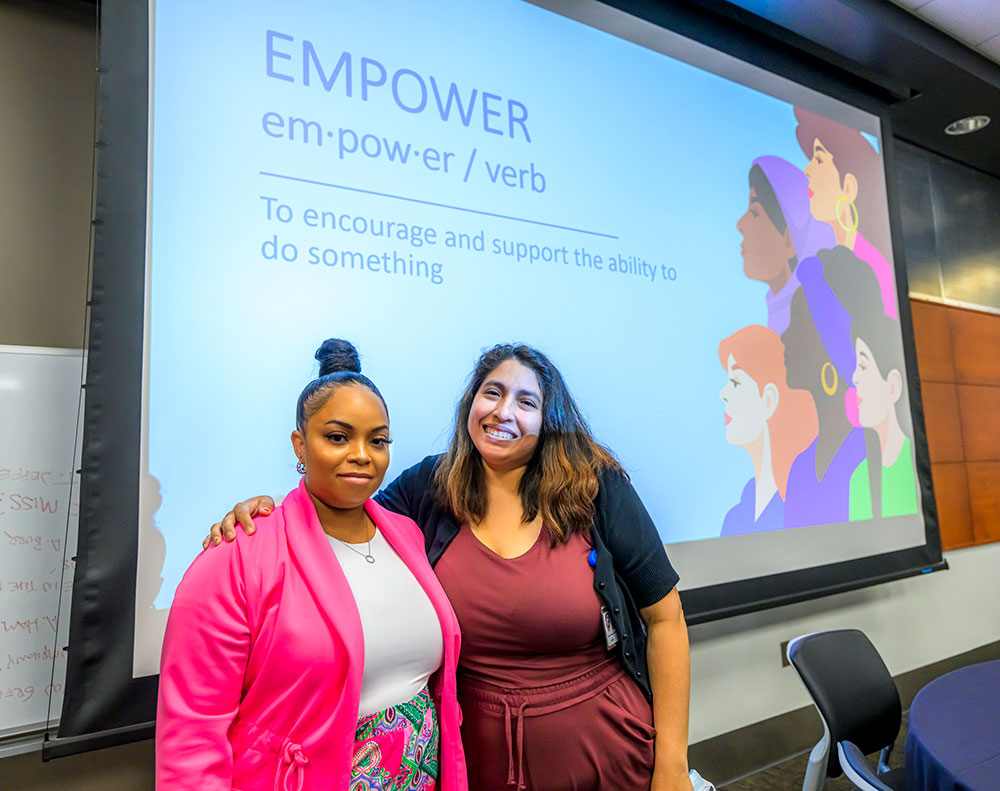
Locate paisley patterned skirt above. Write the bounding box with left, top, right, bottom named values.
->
left=350, top=685, right=439, bottom=791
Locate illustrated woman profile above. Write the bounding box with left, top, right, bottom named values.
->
left=849, top=316, right=919, bottom=519
left=816, top=265, right=919, bottom=520
left=782, top=247, right=886, bottom=527
left=718, top=325, right=818, bottom=536
left=737, top=156, right=835, bottom=334
left=794, top=106, right=897, bottom=319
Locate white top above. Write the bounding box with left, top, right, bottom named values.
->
left=327, top=527, right=444, bottom=717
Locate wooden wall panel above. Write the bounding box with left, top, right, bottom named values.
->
left=966, top=462, right=1000, bottom=544
left=957, top=385, right=1000, bottom=462
left=930, top=462, right=975, bottom=548
left=920, top=382, right=964, bottom=463
left=949, top=307, right=1000, bottom=386
left=909, top=298, right=1000, bottom=551
left=910, top=299, right=955, bottom=382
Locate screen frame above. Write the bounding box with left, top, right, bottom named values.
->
left=48, top=0, right=945, bottom=758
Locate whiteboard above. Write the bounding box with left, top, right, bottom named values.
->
left=0, top=346, right=82, bottom=747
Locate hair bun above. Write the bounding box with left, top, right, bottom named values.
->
left=315, top=338, right=361, bottom=376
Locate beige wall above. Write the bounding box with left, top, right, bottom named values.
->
left=689, top=541, right=1000, bottom=742
left=0, top=2, right=147, bottom=787
left=1, top=740, right=153, bottom=791
left=0, top=0, right=96, bottom=349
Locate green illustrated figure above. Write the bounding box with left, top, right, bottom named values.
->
left=845, top=305, right=918, bottom=520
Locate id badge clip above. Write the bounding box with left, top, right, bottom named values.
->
left=600, top=606, right=619, bottom=650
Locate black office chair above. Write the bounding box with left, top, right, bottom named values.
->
left=786, top=629, right=908, bottom=791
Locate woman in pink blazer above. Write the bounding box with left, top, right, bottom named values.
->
left=156, top=339, right=466, bottom=791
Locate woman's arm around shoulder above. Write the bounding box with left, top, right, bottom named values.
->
left=205, top=455, right=445, bottom=547
left=373, top=453, right=444, bottom=524
left=206, top=495, right=275, bottom=547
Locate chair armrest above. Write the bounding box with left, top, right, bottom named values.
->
left=838, top=741, right=896, bottom=791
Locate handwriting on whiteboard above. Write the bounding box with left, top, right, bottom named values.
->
left=0, top=461, right=78, bottom=728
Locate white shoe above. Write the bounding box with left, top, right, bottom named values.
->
left=689, top=769, right=718, bottom=791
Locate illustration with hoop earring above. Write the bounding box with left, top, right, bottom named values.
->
left=780, top=283, right=867, bottom=528
left=836, top=196, right=859, bottom=235
left=829, top=178, right=859, bottom=251
left=835, top=195, right=861, bottom=244
left=820, top=360, right=839, bottom=396
left=802, top=137, right=860, bottom=251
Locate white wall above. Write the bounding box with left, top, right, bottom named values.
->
left=688, top=542, right=1000, bottom=741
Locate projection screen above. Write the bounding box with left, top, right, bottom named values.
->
left=52, top=0, right=944, bottom=755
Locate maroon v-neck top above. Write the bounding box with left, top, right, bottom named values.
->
left=434, top=524, right=612, bottom=687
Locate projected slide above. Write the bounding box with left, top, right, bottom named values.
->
left=136, top=0, right=925, bottom=674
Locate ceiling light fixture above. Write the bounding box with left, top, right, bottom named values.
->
left=945, top=115, right=991, bottom=135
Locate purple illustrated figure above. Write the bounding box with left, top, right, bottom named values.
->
left=738, top=156, right=836, bottom=334
left=781, top=247, right=884, bottom=528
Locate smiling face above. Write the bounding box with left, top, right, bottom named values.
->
left=291, top=383, right=390, bottom=511
left=852, top=337, right=900, bottom=429
left=804, top=138, right=846, bottom=224
left=467, top=358, right=543, bottom=473
left=738, top=186, right=793, bottom=286
left=719, top=353, right=775, bottom=447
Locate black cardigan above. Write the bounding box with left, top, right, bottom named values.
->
left=375, top=454, right=679, bottom=701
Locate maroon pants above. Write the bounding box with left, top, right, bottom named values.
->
left=458, top=660, right=656, bottom=791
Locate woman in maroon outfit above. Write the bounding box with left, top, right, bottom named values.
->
left=209, top=344, right=692, bottom=791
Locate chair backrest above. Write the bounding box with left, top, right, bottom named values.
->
left=788, top=629, right=901, bottom=778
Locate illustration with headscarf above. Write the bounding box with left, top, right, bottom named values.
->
left=717, top=108, right=917, bottom=536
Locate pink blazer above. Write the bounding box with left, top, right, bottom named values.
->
left=156, top=480, right=467, bottom=791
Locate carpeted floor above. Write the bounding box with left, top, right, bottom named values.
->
left=719, top=713, right=908, bottom=791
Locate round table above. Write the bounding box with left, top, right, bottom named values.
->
left=904, top=659, right=1000, bottom=791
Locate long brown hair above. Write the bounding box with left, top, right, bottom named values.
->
left=433, top=344, right=622, bottom=543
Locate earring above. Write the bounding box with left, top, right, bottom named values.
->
left=296, top=460, right=306, bottom=475
left=821, top=361, right=838, bottom=396
left=836, top=196, right=859, bottom=233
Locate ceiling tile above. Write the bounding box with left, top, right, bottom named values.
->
left=918, top=0, right=1000, bottom=46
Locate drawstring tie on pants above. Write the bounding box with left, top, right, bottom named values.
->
left=274, top=739, right=308, bottom=791
left=504, top=700, right=528, bottom=790
left=460, top=660, right=626, bottom=790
